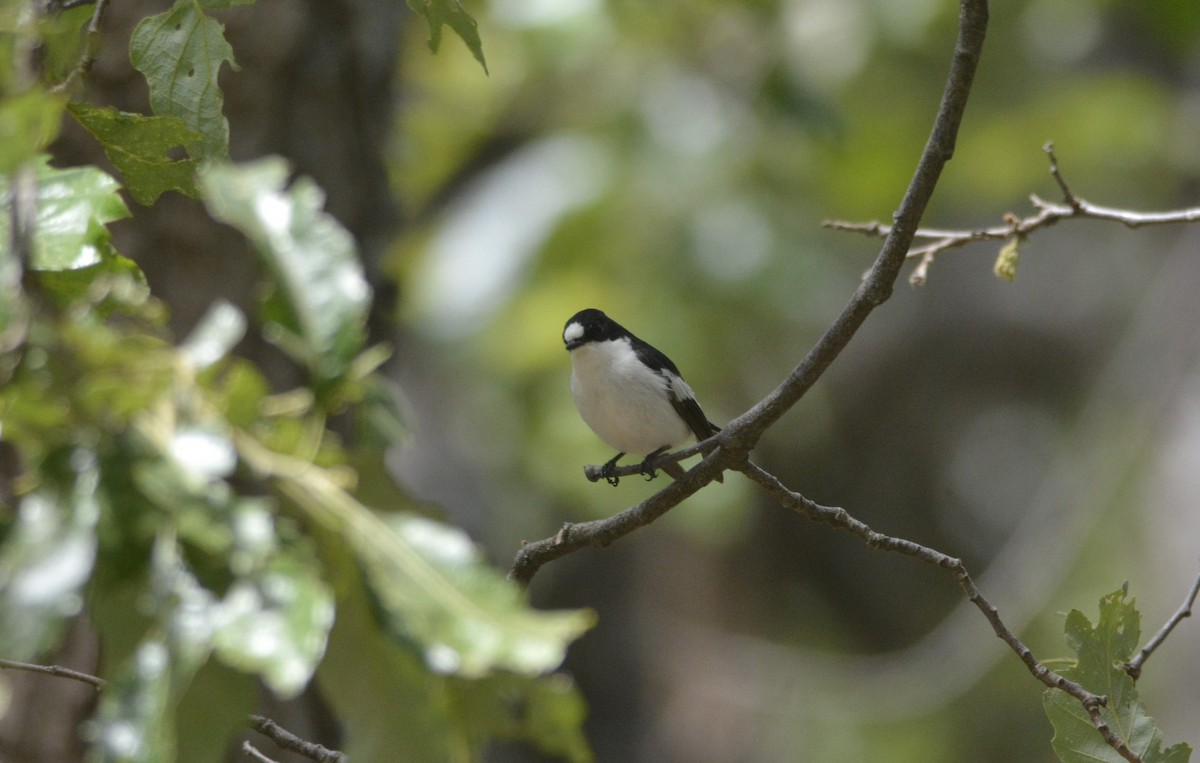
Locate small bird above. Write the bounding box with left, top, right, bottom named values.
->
left=563, top=308, right=721, bottom=485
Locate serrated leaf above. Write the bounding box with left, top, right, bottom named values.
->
left=1044, top=587, right=1193, bottom=763
left=0, top=448, right=99, bottom=660
left=240, top=437, right=594, bottom=678
left=198, top=158, right=371, bottom=383
left=0, top=156, right=130, bottom=270
left=0, top=89, right=64, bottom=174
left=67, top=103, right=201, bottom=205
left=129, top=1, right=238, bottom=160
left=408, top=0, right=489, bottom=74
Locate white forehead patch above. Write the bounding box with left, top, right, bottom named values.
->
left=563, top=321, right=584, bottom=344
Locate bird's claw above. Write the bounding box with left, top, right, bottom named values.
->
left=600, top=455, right=623, bottom=487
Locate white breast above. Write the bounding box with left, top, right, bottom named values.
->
left=569, top=339, right=692, bottom=456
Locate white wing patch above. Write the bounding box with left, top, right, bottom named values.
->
left=665, top=371, right=695, bottom=403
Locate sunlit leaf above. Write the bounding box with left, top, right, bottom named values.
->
left=181, top=299, right=246, bottom=371
left=129, top=1, right=238, bottom=160
left=212, top=544, right=334, bottom=698
left=198, top=158, right=371, bottom=383
left=407, top=0, right=488, bottom=74
left=0, top=156, right=130, bottom=270
left=0, top=448, right=99, bottom=660
left=239, top=437, right=594, bottom=678
left=1043, top=587, right=1192, bottom=763
left=67, top=103, right=201, bottom=205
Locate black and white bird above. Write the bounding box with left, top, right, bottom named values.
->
left=563, top=308, right=721, bottom=485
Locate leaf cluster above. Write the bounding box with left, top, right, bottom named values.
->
left=0, top=1, right=587, bottom=761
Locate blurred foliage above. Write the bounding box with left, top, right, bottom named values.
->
left=0, top=1, right=591, bottom=761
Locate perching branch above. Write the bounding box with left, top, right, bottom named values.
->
left=510, top=3, right=1153, bottom=759
left=825, top=142, right=1200, bottom=285
left=512, top=0, right=988, bottom=584
left=1124, top=565, right=1200, bottom=681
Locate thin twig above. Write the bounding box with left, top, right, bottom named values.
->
left=242, top=741, right=281, bottom=763
left=1124, top=566, right=1200, bottom=680
left=248, top=715, right=348, bottom=763
left=826, top=142, right=1200, bottom=285
left=50, top=0, right=112, bottom=94
left=0, top=657, right=106, bottom=690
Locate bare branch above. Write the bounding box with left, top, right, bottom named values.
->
left=514, top=0, right=989, bottom=583
left=735, top=461, right=1143, bottom=763
left=1124, top=565, right=1200, bottom=680
left=248, top=715, right=348, bottom=763
left=0, top=657, right=106, bottom=690
left=826, top=142, right=1200, bottom=285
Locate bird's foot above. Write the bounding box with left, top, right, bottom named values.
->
left=638, top=446, right=671, bottom=481
left=600, top=453, right=625, bottom=487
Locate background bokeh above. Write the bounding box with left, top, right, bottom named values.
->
left=37, top=0, right=1200, bottom=760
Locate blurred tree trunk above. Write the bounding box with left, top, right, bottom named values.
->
left=1, top=2, right=405, bottom=760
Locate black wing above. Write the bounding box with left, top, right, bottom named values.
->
left=631, top=337, right=718, bottom=442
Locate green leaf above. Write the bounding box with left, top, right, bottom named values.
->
left=67, top=103, right=201, bottom=205
left=1044, top=587, right=1192, bottom=763
left=0, top=448, right=100, bottom=660
left=198, top=158, right=371, bottom=383
left=0, top=89, right=64, bottom=175
left=448, top=672, right=594, bottom=763
left=181, top=299, right=246, bottom=370
left=407, top=0, right=489, bottom=74
left=240, top=438, right=594, bottom=678
left=211, top=537, right=334, bottom=698
left=129, top=1, right=239, bottom=161
left=0, top=156, right=130, bottom=270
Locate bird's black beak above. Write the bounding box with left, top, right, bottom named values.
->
left=565, top=339, right=582, bottom=351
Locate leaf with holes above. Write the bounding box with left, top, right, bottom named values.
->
left=130, top=1, right=239, bottom=160
left=68, top=103, right=201, bottom=205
